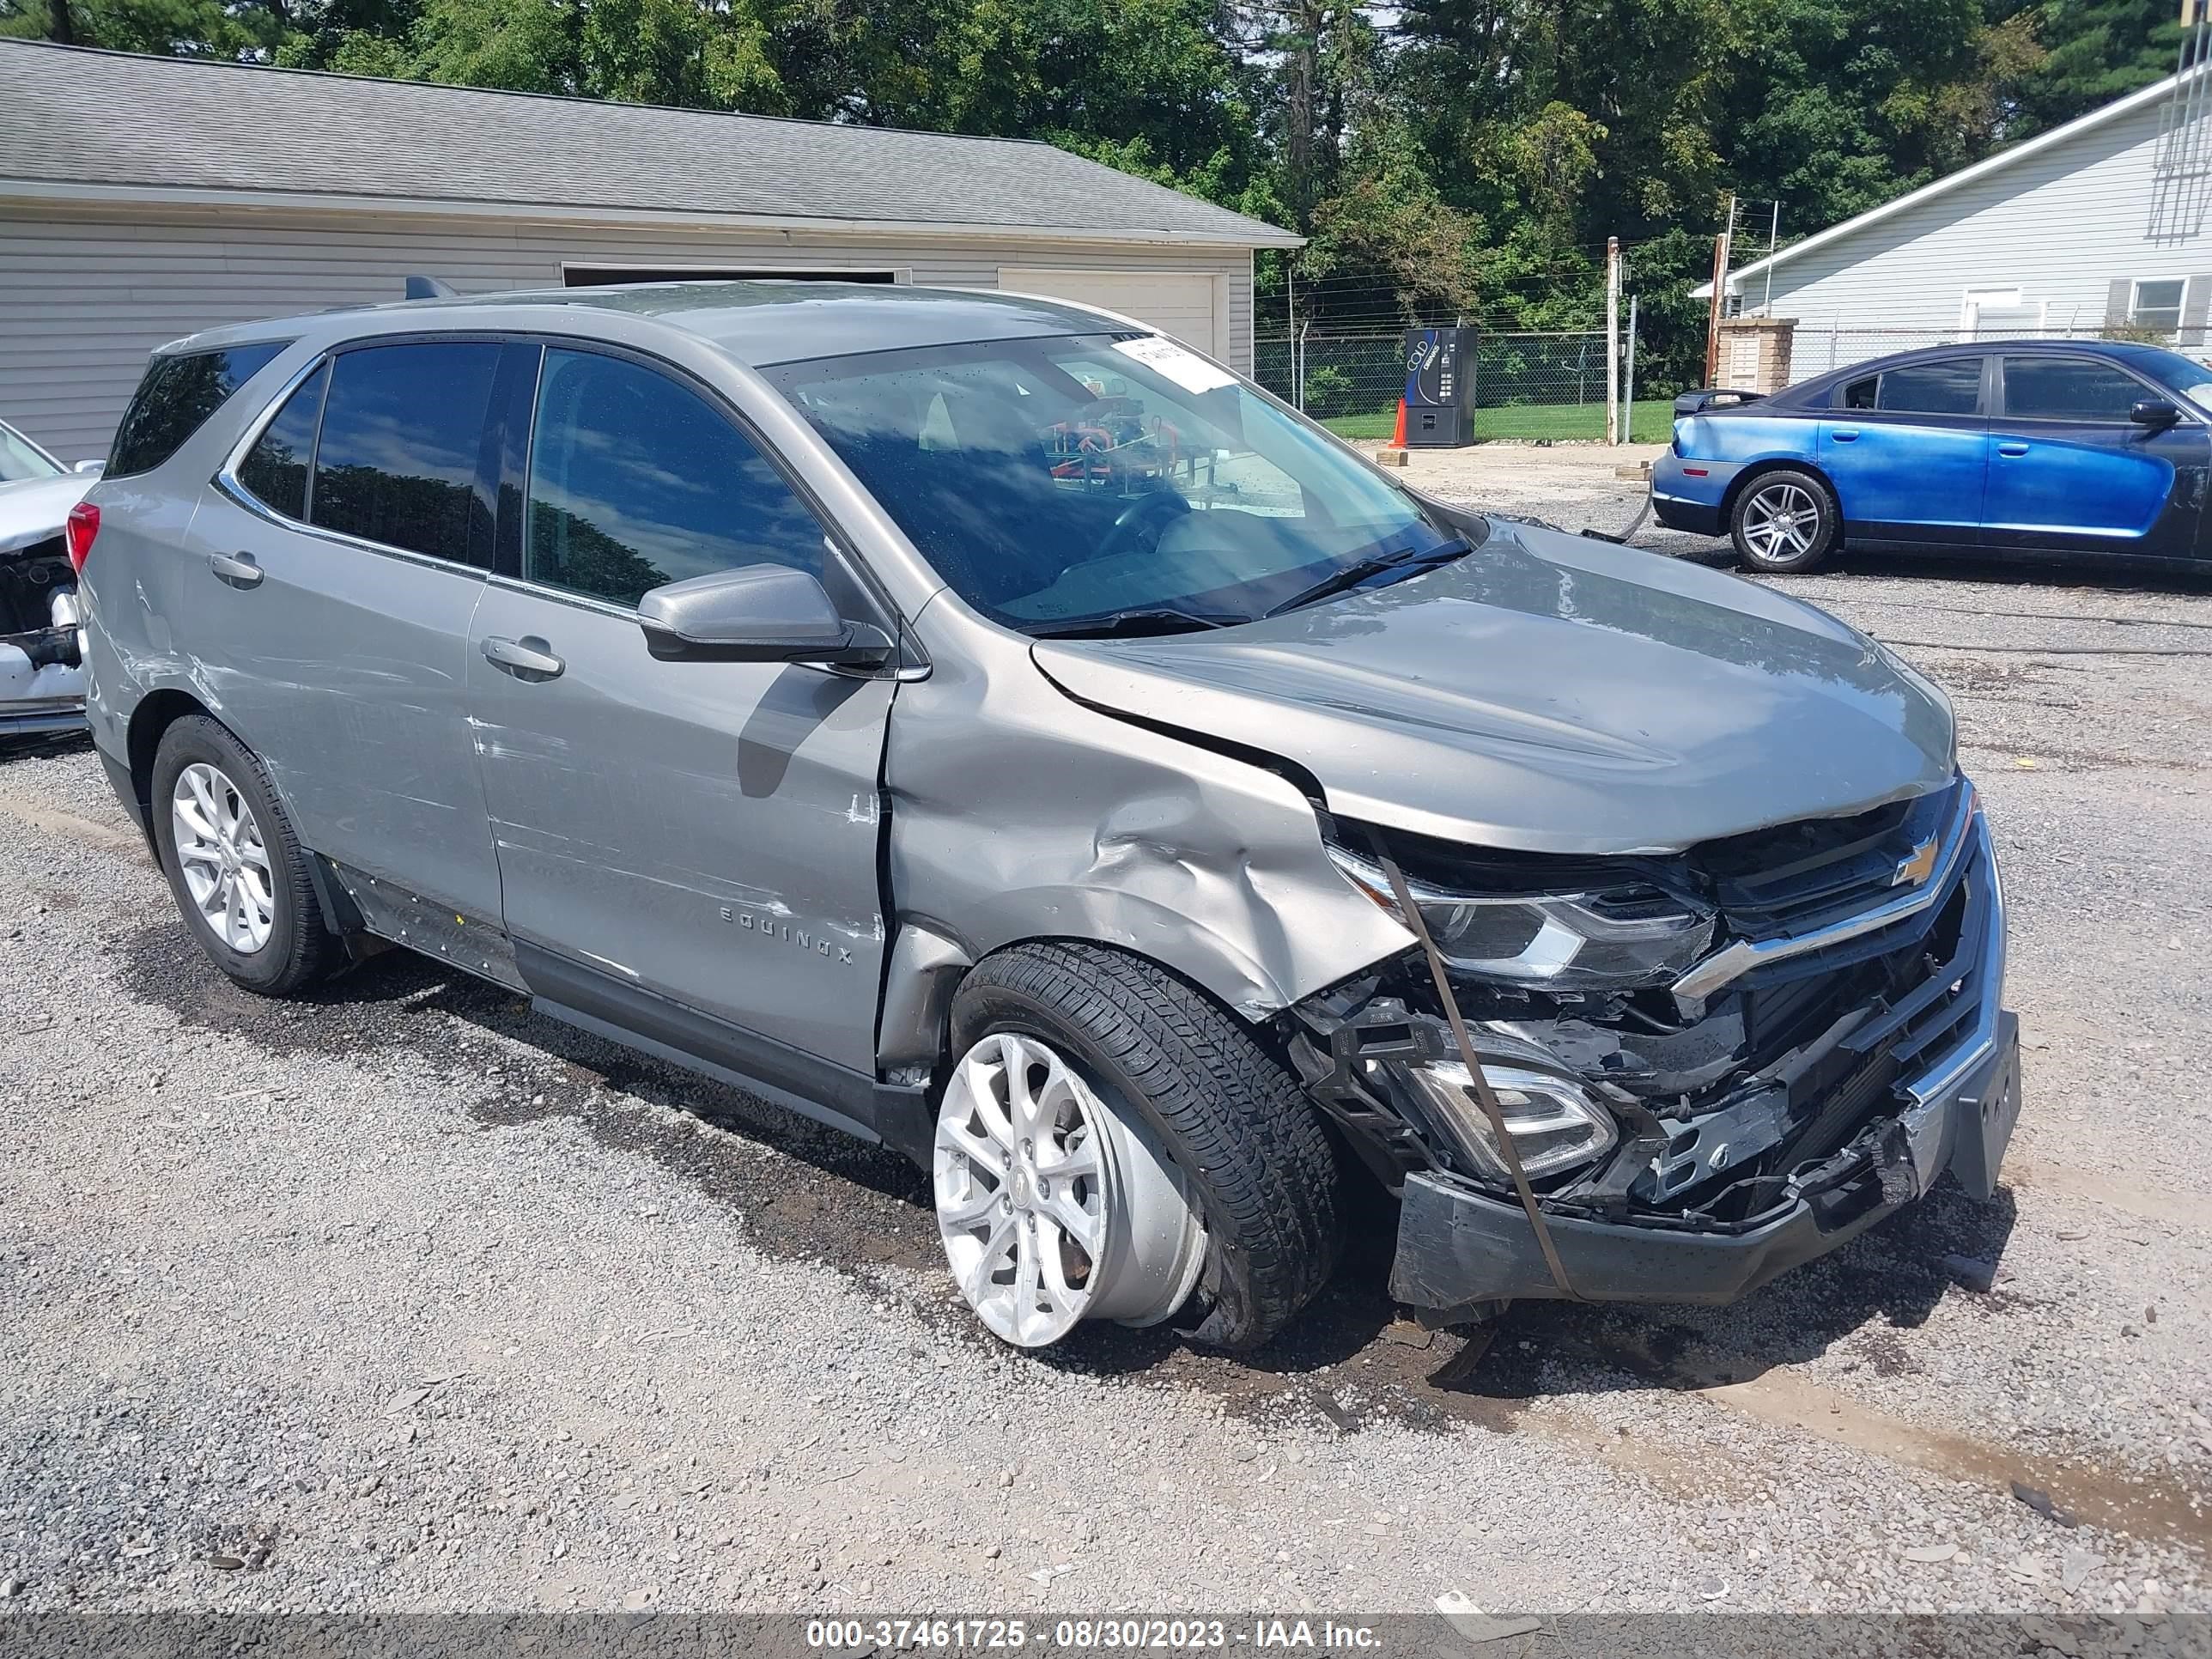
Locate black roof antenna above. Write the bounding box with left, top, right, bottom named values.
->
left=404, top=276, right=460, bottom=301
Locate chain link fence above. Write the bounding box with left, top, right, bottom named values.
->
left=1255, top=329, right=1666, bottom=441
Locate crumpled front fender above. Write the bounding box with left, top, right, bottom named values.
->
left=882, top=607, right=1413, bottom=1047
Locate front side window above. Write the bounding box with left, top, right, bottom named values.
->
left=524, top=349, right=825, bottom=609
left=2130, top=278, right=2187, bottom=333
left=2118, top=343, right=2212, bottom=411
left=311, top=342, right=499, bottom=565
left=107, top=343, right=287, bottom=477
left=235, top=362, right=328, bottom=520
left=769, top=332, right=1460, bottom=635
left=1874, top=360, right=1982, bottom=416
left=2003, top=356, right=2148, bottom=422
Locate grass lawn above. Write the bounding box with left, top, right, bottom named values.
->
left=1320, top=399, right=1677, bottom=444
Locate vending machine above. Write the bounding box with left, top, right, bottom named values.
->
left=1401, top=326, right=1477, bottom=447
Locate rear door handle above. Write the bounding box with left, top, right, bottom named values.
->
left=1997, top=441, right=2030, bottom=458
left=1830, top=428, right=1858, bottom=442
left=481, top=635, right=565, bottom=680
left=209, top=551, right=263, bottom=588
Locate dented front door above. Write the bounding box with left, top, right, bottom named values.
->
left=466, top=341, right=893, bottom=1074
left=466, top=580, right=894, bottom=1072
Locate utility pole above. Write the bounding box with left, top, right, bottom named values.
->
left=1705, top=191, right=1737, bottom=386
left=1605, top=235, right=1621, bottom=446
left=1762, top=200, right=1781, bottom=315
left=1286, top=264, right=1299, bottom=409
left=1622, top=295, right=1639, bottom=443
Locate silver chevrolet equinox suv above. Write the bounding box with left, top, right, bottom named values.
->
left=80, top=282, right=2020, bottom=1352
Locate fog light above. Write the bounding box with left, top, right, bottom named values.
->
left=1401, top=1061, right=1619, bottom=1182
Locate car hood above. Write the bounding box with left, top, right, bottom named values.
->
left=1030, top=519, right=1955, bottom=855
left=0, top=473, right=94, bottom=557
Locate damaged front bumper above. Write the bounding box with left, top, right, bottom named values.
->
left=1296, top=781, right=2020, bottom=1316
left=1392, top=1010, right=2018, bottom=1310
left=0, top=552, right=86, bottom=737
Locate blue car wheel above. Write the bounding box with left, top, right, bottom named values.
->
left=1729, top=468, right=1839, bottom=574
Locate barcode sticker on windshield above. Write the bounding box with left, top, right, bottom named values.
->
left=1111, top=335, right=1237, bottom=394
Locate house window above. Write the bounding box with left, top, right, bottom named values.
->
left=2130, top=278, right=2188, bottom=332
left=1961, top=288, right=2043, bottom=337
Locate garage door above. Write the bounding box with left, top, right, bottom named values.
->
left=997, top=269, right=1222, bottom=357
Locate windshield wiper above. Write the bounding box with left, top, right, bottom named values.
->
left=1027, top=607, right=1239, bottom=640
left=1261, top=538, right=1469, bottom=619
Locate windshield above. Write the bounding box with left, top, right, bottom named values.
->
left=0, top=422, right=64, bottom=485
left=769, top=333, right=1463, bottom=635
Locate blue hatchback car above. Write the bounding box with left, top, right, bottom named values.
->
left=1652, top=339, right=2212, bottom=574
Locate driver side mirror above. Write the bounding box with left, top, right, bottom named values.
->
left=2130, top=398, right=2182, bottom=429
left=638, top=564, right=894, bottom=670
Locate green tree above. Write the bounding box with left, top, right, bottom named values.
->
left=1996, top=0, right=2182, bottom=137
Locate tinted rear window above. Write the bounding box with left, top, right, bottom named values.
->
left=310, top=343, right=499, bottom=566
left=236, top=362, right=328, bottom=520
left=107, top=343, right=288, bottom=477
left=1875, top=360, right=1982, bottom=416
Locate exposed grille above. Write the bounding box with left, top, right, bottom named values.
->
left=1723, top=807, right=1985, bottom=1096
left=1698, top=781, right=1963, bottom=942
left=1848, top=845, right=1992, bottom=1079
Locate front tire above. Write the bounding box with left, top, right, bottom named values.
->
left=1730, top=468, right=1838, bottom=573
left=939, top=943, right=1340, bottom=1352
left=150, top=715, right=341, bottom=997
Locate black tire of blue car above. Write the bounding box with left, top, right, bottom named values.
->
left=950, top=942, right=1342, bottom=1351
left=1729, top=467, right=1840, bottom=574
left=151, top=715, right=343, bottom=997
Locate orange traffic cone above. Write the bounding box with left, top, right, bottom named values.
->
left=1376, top=398, right=1410, bottom=465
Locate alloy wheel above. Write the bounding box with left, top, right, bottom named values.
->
left=933, top=1031, right=1206, bottom=1348
left=171, top=761, right=276, bottom=955
left=1743, top=482, right=1822, bottom=562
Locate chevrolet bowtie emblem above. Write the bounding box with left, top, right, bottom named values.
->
left=1892, top=836, right=1941, bottom=887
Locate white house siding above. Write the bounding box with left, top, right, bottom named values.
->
left=1748, top=90, right=2212, bottom=384
left=0, top=201, right=1258, bottom=459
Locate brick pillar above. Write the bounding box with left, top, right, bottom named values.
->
left=1716, top=316, right=1796, bottom=393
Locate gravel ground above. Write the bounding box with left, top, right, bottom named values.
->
left=1, top=445, right=2208, bottom=1622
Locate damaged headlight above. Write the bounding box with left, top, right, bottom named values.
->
left=1401, top=1061, right=1618, bottom=1181
left=1325, top=841, right=1715, bottom=990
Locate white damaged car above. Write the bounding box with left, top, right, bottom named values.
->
left=0, top=417, right=99, bottom=738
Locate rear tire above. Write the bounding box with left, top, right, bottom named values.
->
left=150, top=715, right=342, bottom=997
left=1729, top=468, right=1839, bottom=574
left=945, top=942, right=1340, bottom=1352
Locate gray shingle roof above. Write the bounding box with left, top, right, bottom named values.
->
left=0, top=40, right=1299, bottom=247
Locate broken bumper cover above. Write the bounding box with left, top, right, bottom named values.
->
left=2, top=580, right=88, bottom=735
left=0, top=651, right=85, bottom=735
left=1392, top=1009, right=2019, bottom=1310
left=1388, top=802, right=2019, bottom=1313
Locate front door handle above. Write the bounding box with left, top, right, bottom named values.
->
left=210, top=551, right=263, bottom=588
left=481, top=635, right=565, bottom=680
left=1997, top=441, right=2030, bottom=458
left=1830, top=428, right=1859, bottom=442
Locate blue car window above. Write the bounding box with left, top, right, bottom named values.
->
left=1875, top=361, right=1981, bottom=416
left=2003, top=357, right=2144, bottom=422
left=1840, top=376, right=1877, bottom=410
